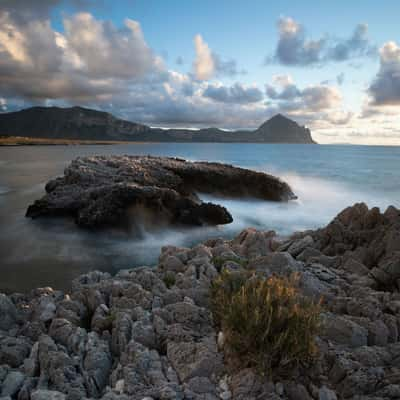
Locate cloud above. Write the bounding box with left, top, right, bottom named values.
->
left=368, top=41, right=400, bottom=105
left=193, top=34, right=215, bottom=80
left=203, top=83, right=263, bottom=104
left=63, top=13, right=158, bottom=80
left=336, top=73, right=345, bottom=85
left=265, top=75, right=341, bottom=111
left=327, top=24, right=376, bottom=61
left=0, top=0, right=100, bottom=21
left=176, top=56, right=184, bottom=65
left=263, top=74, right=353, bottom=131
left=192, top=34, right=244, bottom=80
left=213, top=54, right=246, bottom=77
left=272, top=17, right=325, bottom=65
left=0, top=8, right=358, bottom=134
left=269, top=17, right=376, bottom=66
left=0, top=10, right=162, bottom=101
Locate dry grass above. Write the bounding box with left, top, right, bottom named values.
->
left=211, top=270, right=321, bottom=375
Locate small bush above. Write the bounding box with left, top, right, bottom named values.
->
left=163, top=272, right=176, bottom=289
left=212, top=256, right=248, bottom=272
left=211, top=271, right=321, bottom=375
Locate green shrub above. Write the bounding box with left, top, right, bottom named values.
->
left=211, top=271, right=321, bottom=375
left=163, top=272, right=176, bottom=289
left=212, top=256, right=248, bottom=272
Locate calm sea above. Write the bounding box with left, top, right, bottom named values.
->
left=1, top=143, right=399, bottom=292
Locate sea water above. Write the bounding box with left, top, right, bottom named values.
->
left=0, top=143, right=399, bottom=292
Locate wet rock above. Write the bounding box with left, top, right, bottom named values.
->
left=297, top=247, right=322, bottom=262
left=287, top=235, right=315, bottom=257
left=285, top=382, right=312, bottom=400
left=230, top=369, right=276, bottom=400
left=1, top=370, right=25, bottom=397
left=342, top=258, right=370, bottom=276
left=26, top=156, right=295, bottom=229
left=83, top=332, right=112, bottom=398
left=0, top=294, right=17, bottom=331
left=24, top=341, right=39, bottom=377
left=367, top=319, right=389, bottom=346
left=30, top=390, right=66, bottom=400
left=318, top=386, right=337, bottom=400
left=167, top=337, right=223, bottom=382
left=247, top=251, right=301, bottom=276
left=0, top=336, right=31, bottom=368
left=231, top=228, right=276, bottom=258
left=322, top=313, right=368, bottom=348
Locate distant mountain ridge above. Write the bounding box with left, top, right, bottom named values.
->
left=0, top=106, right=317, bottom=144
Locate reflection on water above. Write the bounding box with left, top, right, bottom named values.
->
left=0, top=143, right=399, bottom=292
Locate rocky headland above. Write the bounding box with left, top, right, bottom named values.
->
left=26, top=156, right=296, bottom=229
left=0, top=107, right=316, bottom=144
left=1, top=203, right=400, bottom=399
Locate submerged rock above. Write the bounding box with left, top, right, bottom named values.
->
left=26, top=156, right=295, bottom=229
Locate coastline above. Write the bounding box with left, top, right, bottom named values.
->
left=0, top=137, right=136, bottom=146
left=1, top=203, right=399, bottom=399
left=0, top=136, right=320, bottom=146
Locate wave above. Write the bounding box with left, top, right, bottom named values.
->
left=0, top=186, right=11, bottom=195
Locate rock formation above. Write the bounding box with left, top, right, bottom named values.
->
left=0, top=106, right=317, bottom=144
left=26, top=156, right=296, bottom=228
left=1, top=203, right=400, bottom=399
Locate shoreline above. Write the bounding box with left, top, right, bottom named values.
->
left=1, top=137, right=399, bottom=147
left=1, top=203, right=399, bottom=399
left=0, top=137, right=137, bottom=146
left=0, top=136, right=320, bottom=146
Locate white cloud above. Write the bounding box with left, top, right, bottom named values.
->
left=193, top=34, right=215, bottom=80
left=192, top=34, right=244, bottom=80
left=0, top=10, right=162, bottom=101
left=63, top=13, right=157, bottom=80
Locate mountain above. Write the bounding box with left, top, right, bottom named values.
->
left=0, top=106, right=317, bottom=144
left=254, top=114, right=315, bottom=144
left=0, top=106, right=151, bottom=141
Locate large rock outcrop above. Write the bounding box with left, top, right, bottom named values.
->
left=26, top=156, right=296, bottom=229
left=2, top=203, right=400, bottom=399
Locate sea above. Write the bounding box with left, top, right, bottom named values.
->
left=1, top=143, right=399, bottom=292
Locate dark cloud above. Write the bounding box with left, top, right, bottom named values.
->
left=328, top=24, right=376, bottom=61
left=0, top=0, right=100, bottom=21
left=269, top=17, right=376, bottom=66
left=272, top=17, right=325, bottom=65
left=176, top=56, right=184, bottom=65
left=336, top=73, right=345, bottom=85
left=265, top=83, right=301, bottom=100
left=213, top=54, right=246, bottom=77
left=369, top=41, right=400, bottom=105
left=265, top=78, right=341, bottom=111
left=203, top=83, right=263, bottom=104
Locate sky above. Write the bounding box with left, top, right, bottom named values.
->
left=0, top=0, right=400, bottom=144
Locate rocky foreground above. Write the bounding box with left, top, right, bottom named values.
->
left=26, top=156, right=295, bottom=229
left=2, top=203, right=400, bottom=400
